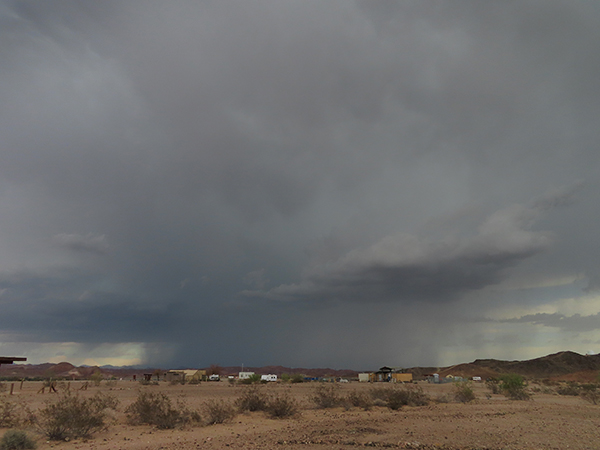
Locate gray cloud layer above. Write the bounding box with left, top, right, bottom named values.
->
left=0, top=0, right=599, bottom=368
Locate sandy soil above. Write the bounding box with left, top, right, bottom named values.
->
left=1, top=380, right=599, bottom=450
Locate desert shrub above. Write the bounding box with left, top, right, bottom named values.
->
left=579, top=384, right=600, bottom=404
left=369, top=386, right=391, bottom=401
left=235, top=385, right=269, bottom=412
left=556, top=382, right=581, bottom=396
left=89, top=371, right=103, bottom=387
left=290, top=374, right=304, bottom=384
left=281, top=373, right=291, bottom=383
left=499, top=374, right=530, bottom=400
left=0, top=384, right=6, bottom=393
left=454, top=381, right=476, bottom=403
left=346, top=390, right=373, bottom=410
left=126, top=391, right=200, bottom=429
left=0, top=430, right=36, bottom=450
left=384, top=386, right=429, bottom=410
left=139, top=379, right=159, bottom=386
left=38, top=392, right=118, bottom=440
left=0, top=399, right=35, bottom=429
left=266, top=392, right=299, bottom=419
left=434, top=393, right=451, bottom=404
left=104, top=379, right=118, bottom=388
left=309, top=385, right=341, bottom=409
left=485, top=378, right=501, bottom=394
left=187, top=378, right=200, bottom=385
left=202, top=399, right=236, bottom=425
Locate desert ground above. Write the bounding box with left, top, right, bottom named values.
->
left=1, top=380, right=599, bottom=450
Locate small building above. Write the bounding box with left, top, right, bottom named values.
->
left=369, top=367, right=413, bottom=383
left=358, top=373, right=370, bottom=382
left=238, top=371, right=255, bottom=380
left=165, top=369, right=206, bottom=383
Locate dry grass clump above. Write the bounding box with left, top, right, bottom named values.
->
left=126, top=391, right=200, bottom=429
left=38, top=392, right=119, bottom=440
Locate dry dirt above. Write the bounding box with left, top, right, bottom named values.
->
left=1, top=380, right=599, bottom=450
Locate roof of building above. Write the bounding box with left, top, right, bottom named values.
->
left=0, top=357, right=27, bottom=365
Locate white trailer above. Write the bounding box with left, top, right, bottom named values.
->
left=261, top=374, right=277, bottom=382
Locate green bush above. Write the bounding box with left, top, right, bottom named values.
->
left=202, top=399, right=236, bottom=425
left=125, top=391, right=200, bottom=429
left=38, top=392, right=119, bottom=440
left=290, top=374, right=304, bottom=384
left=309, top=385, right=341, bottom=409
left=235, top=385, right=269, bottom=412
left=266, top=392, right=299, bottom=419
left=0, top=430, right=36, bottom=450
left=499, top=374, right=530, bottom=400
left=454, top=381, right=476, bottom=403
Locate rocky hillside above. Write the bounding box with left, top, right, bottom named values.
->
left=410, top=351, right=600, bottom=381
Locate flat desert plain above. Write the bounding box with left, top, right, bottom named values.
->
left=1, top=380, right=599, bottom=450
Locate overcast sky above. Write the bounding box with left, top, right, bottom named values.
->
left=1, top=0, right=599, bottom=370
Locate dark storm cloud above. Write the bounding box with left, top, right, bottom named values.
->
left=52, top=233, right=109, bottom=254
left=494, top=312, right=600, bottom=334
left=244, top=188, right=577, bottom=303
left=0, top=0, right=599, bottom=367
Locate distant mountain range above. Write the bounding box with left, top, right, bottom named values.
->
left=1, top=351, right=599, bottom=381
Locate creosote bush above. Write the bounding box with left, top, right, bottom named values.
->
left=202, top=399, right=236, bottom=425
left=385, top=386, right=429, bottom=410
left=0, top=430, right=37, bottom=450
left=0, top=399, right=35, bottom=429
left=38, top=392, right=119, bottom=440
left=266, top=392, right=299, bottom=419
left=346, top=390, right=373, bottom=410
left=499, top=374, right=530, bottom=400
left=309, top=384, right=341, bottom=409
left=126, top=392, right=200, bottom=429
left=454, top=381, right=476, bottom=403
left=580, top=384, right=600, bottom=405
left=235, top=385, right=269, bottom=412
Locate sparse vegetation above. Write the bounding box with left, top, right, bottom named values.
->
left=125, top=391, right=200, bottom=429
left=309, top=384, right=341, bottom=408
left=556, top=382, right=580, bottom=396
left=89, top=371, right=103, bottom=387
left=37, top=392, right=119, bottom=440
left=499, top=374, right=530, bottom=400
left=236, top=385, right=269, bottom=412
left=385, top=386, right=429, bottom=410
left=486, top=378, right=501, bottom=394
left=346, top=390, right=373, bottom=410
left=0, top=398, right=34, bottom=428
left=0, top=430, right=36, bottom=450
left=579, top=384, right=600, bottom=404
left=202, top=399, right=236, bottom=425
left=290, top=374, right=304, bottom=384
left=266, top=392, right=299, bottom=418
left=454, top=380, right=476, bottom=403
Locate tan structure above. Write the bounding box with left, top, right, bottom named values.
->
left=165, top=369, right=206, bottom=383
